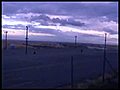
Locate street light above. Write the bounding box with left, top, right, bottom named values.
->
left=25, top=14, right=32, bottom=54
left=25, top=26, right=28, bottom=54
left=4, top=31, right=8, bottom=49
left=102, top=33, right=107, bottom=82
left=75, top=36, right=77, bottom=47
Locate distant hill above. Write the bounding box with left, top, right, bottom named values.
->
left=2, top=39, right=118, bottom=50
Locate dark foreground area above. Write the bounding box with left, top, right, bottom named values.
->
left=2, top=45, right=118, bottom=89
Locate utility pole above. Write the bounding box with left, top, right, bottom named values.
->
left=24, top=15, right=32, bottom=54
left=5, top=31, right=8, bottom=49
left=102, top=33, right=107, bottom=82
left=25, top=26, right=28, bottom=54
left=75, top=36, right=77, bottom=47
left=71, top=56, right=74, bottom=88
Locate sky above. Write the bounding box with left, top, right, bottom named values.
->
left=2, top=2, right=118, bottom=45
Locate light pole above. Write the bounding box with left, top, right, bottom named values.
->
left=102, top=33, right=107, bottom=82
left=25, top=26, right=28, bottom=54
left=5, top=31, right=8, bottom=49
left=25, top=15, right=32, bottom=54
left=75, top=36, right=77, bottom=47
left=71, top=56, right=74, bottom=88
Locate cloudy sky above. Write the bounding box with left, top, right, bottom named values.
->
left=2, top=2, right=118, bottom=45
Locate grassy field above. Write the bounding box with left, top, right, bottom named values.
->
left=2, top=40, right=118, bottom=89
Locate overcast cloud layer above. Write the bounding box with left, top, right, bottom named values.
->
left=2, top=2, right=118, bottom=45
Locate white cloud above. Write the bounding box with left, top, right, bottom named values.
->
left=11, top=16, right=17, bottom=19
left=47, top=14, right=72, bottom=19
left=29, top=32, right=55, bottom=36
left=108, top=34, right=118, bottom=39
left=102, top=21, right=118, bottom=32
left=2, top=15, right=11, bottom=19
left=16, top=13, right=40, bottom=17
left=34, top=25, right=107, bottom=37
left=2, top=28, right=55, bottom=37
left=32, top=21, right=41, bottom=26
left=2, top=18, right=30, bottom=26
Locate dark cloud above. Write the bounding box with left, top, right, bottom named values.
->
left=2, top=2, right=29, bottom=15
left=40, top=21, right=49, bottom=26
left=2, top=24, right=25, bottom=30
left=31, top=14, right=51, bottom=21
left=52, top=18, right=61, bottom=23
left=2, top=2, right=118, bottom=22
left=2, top=2, right=61, bottom=15
left=2, top=2, right=118, bottom=44
left=57, top=2, right=118, bottom=22
left=67, top=18, right=85, bottom=26
left=51, top=18, right=85, bottom=26
left=103, top=28, right=117, bottom=34
left=2, top=25, right=11, bottom=28
left=31, top=15, right=51, bottom=25
left=30, top=14, right=85, bottom=26
left=81, top=34, right=102, bottom=38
